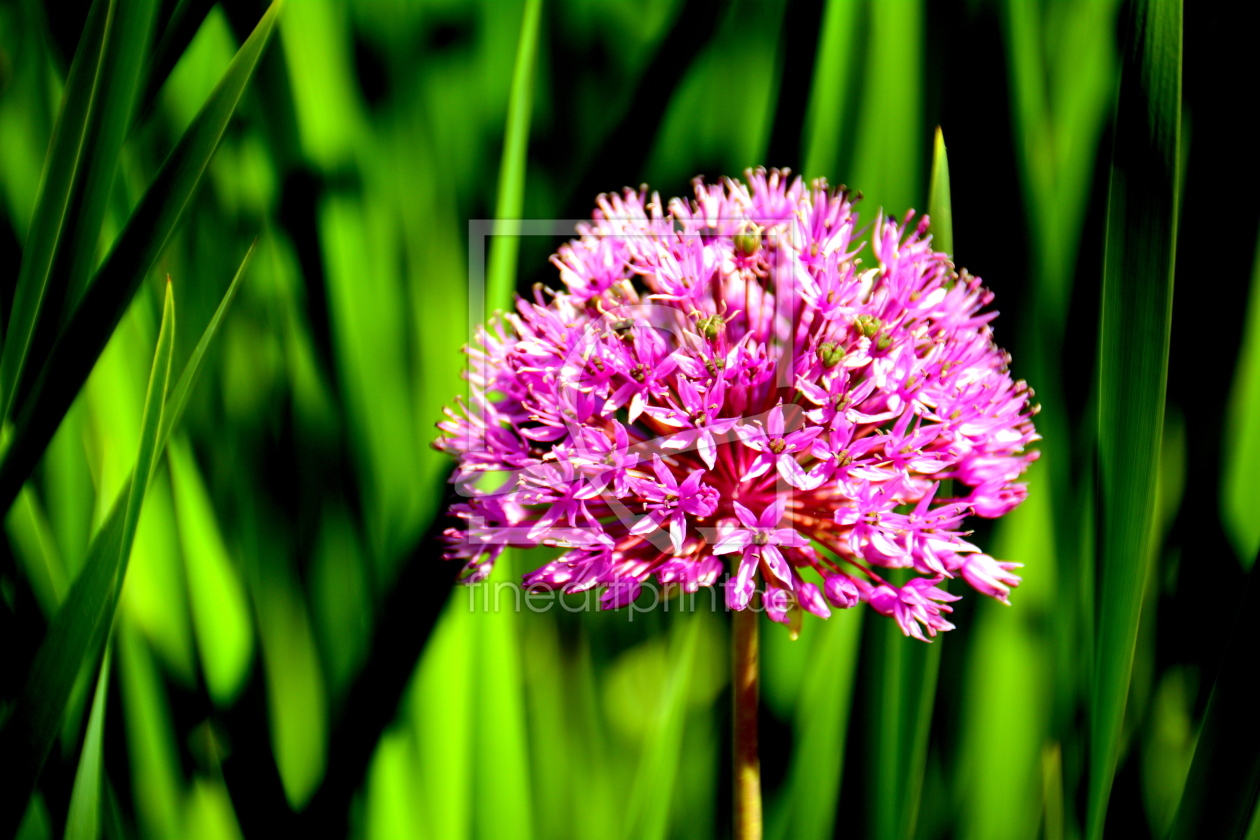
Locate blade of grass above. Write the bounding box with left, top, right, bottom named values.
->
left=135, top=0, right=219, bottom=128
left=472, top=563, right=534, bottom=840
left=927, top=127, right=953, bottom=255
left=624, top=610, right=701, bottom=840
left=117, top=614, right=182, bottom=840
left=800, top=0, right=862, bottom=182
left=157, top=240, right=254, bottom=450
left=169, top=435, right=253, bottom=707
left=0, top=0, right=112, bottom=420
left=485, top=0, right=542, bottom=312
left=8, top=0, right=161, bottom=416
left=6, top=486, right=69, bottom=614
left=768, top=611, right=862, bottom=840
left=1168, top=553, right=1260, bottom=840
left=52, top=0, right=159, bottom=317
left=896, top=130, right=953, bottom=840
left=63, top=644, right=112, bottom=840
left=0, top=282, right=174, bottom=837
left=1221, top=226, right=1260, bottom=569
left=1088, top=1, right=1182, bottom=837
left=849, top=0, right=923, bottom=218
left=0, top=2, right=281, bottom=516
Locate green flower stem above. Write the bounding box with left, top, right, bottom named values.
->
left=733, top=604, right=762, bottom=840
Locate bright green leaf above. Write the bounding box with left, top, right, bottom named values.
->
left=168, top=436, right=253, bottom=706
left=62, top=646, right=111, bottom=840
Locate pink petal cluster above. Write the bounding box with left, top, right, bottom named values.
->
left=435, top=169, right=1039, bottom=639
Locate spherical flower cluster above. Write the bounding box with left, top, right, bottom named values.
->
left=435, top=169, right=1038, bottom=639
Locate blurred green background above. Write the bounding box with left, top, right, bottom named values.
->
left=0, top=1, right=1257, bottom=838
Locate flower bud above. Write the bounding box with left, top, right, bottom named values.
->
left=855, top=314, right=882, bottom=337
left=734, top=224, right=762, bottom=257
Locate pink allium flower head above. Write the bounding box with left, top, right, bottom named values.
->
left=435, top=169, right=1039, bottom=639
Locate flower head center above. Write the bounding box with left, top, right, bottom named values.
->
left=768, top=437, right=787, bottom=454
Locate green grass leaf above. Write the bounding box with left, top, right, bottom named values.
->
left=485, top=0, right=542, bottom=312
left=0, top=0, right=111, bottom=419
left=5, top=486, right=69, bottom=614
left=927, top=127, right=953, bottom=256
left=1, top=0, right=159, bottom=419
left=63, top=645, right=112, bottom=840
left=1168, top=556, right=1260, bottom=840
left=0, top=2, right=281, bottom=516
left=849, top=0, right=924, bottom=218
left=157, top=240, right=254, bottom=452
left=623, top=611, right=701, bottom=840
left=1221, top=228, right=1260, bottom=569
left=168, top=436, right=253, bottom=707
left=1088, top=1, right=1182, bottom=837
left=801, top=0, right=862, bottom=183
left=117, top=617, right=183, bottom=840
left=53, top=0, right=159, bottom=315
left=768, top=611, right=862, bottom=840
left=0, top=282, right=175, bottom=836
left=136, top=0, right=219, bottom=127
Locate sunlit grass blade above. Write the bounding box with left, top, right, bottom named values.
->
left=0, top=282, right=174, bottom=836
left=6, top=486, right=69, bottom=614
left=252, top=561, right=328, bottom=810
left=485, top=0, right=542, bottom=312
left=895, top=127, right=952, bottom=840
left=801, top=0, right=861, bottom=182
left=871, top=613, right=940, bottom=840
left=1088, top=1, right=1182, bottom=837
left=473, top=577, right=534, bottom=840
left=0, top=0, right=111, bottom=419
left=1168, top=556, right=1260, bottom=840
left=136, top=0, right=219, bottom=126
left=624, top=611, right=701, bottom=840
left=927, top=127, right=952, bottom=255
left=168, top=436, right=253, bottom=707
left=157, top=240, right=254, bottom=451
left=0, top=2, right=281, bottom=516
left=768, top=612, right=862, bottom=840
left=117, top=616, right=183, bottom=840
left=63, top=645, right=112, bottom=840
left=1221, top=228, right=1260, bottom=569
left=849, top=0, right=923, bottom=217
left=183, top=778, right=247, bottom=840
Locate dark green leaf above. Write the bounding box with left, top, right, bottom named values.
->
left=0, top=1, right=282, bottom=517
left=52, top=0, right=159, bottom=319
left=0, top=0, right=111, bottom=419
left=157, top=239, right=255, bottom=451
left=1169, top=554, right=1260, bottom=840
left=135, top=0, right=219, bottom=127
left=0, top=282, right=174, bottom=836
left=1087, top=1, right=1182, bottom=837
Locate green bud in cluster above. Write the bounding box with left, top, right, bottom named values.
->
left=696, top=314, right=725, bottom=341
left=876, top=333, right=893, bottom=351
left=734, top=224, right=762, bottom=257
left=818, top=342, right=843, bottom=368
left=855, top=314, right=882, bottom=337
